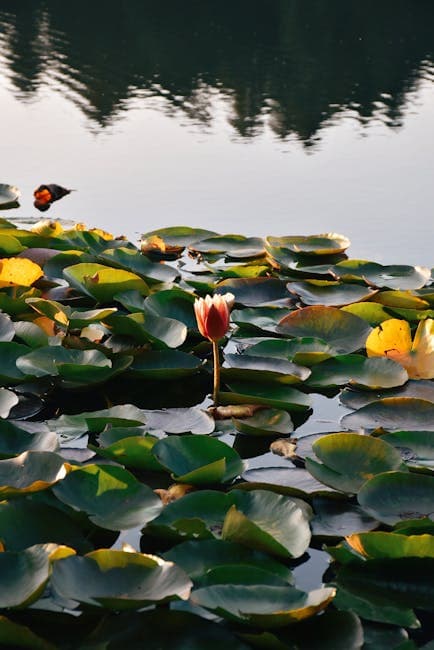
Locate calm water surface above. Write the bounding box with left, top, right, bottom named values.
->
left=0, top=0, right=433, bottom=265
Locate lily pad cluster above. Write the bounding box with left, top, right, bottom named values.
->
left=0, top=221, right=432, bottom=648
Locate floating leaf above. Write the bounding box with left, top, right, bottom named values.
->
left=141, top=226, right=217, bottom=247
left=107, top=311, right=187, bottom=348
left=278, top=306, right=371, bottom=354
left=0, top=389, right=18, bottom=418
left=311, top=497, right=379, bottom=539
left=0, top=183, right=20, bottom=207
left=345, top=531, right=434, bottom=560
left=266, top=233, right=350, bottom=256
left=288, top=280, right=377, bottom=307
left=220, top=381, right=312, bottom=411
left=0, top=451, right=68, bottom=497
left=305, top=433, right=405, bottom=494
left=215, top=278, right=289, bottom=306
left=52, top=463, right=162, bottom=531
left=0, top=420, right=58, bottom=457
left=152, top=435, right=245, bottom=485
left=222, top=489, right=312, bottom=559
left=340, top=379, right=434, bottom=409
left=63, top=263, right=149, bottom=302
left=240, top=466, right=336, bottom=498
left=223, top=353, right=311, bottom=384
left=233, top=408, right=293, bottom=437
left=307, top=355, right=408, bottom=389
left=341, top=398, right=434, bottom=432
left=244, top=337, right=337, bottom=366
left=191, top=583, right=335, bottom=628
left=94, top=429, right=164, bottom=471
left=357, top=471, right=434, bottom=525
left=129, top=350, right=202, bottom=379
left=51, top=549, right=192, bottom=610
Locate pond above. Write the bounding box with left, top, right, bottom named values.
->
left=0, top=3, right=434, bottom=649
left=0, top=0, right=433, bottom=265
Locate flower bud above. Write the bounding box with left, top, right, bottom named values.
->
left=194, top=293, right=234, bottom=342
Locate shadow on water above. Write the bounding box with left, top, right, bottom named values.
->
left=0, top=0, right=432, bottom=145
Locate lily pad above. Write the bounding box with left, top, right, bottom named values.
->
left=223, top=353, right=311, bottom=384
left=97, top=246, right=179, bottom=284
left=341, top=398, right=434, bottom=432
left=357, top=471, right=434, bottom=525
left=141, top=226, right=217, bottom=247
left=152, top=435, right=245, bottom=485
left=129, top=350, right=202, bottom=379
left=233, top=408, right=293, bottom=437
left=244, top=337, right=337, bottom=366
left=266, top=233, right=350, bottom=256
left=379, top=430, right=434, bottom=468
left=220, top=381, right=312, bottom=411
left=288, top=280, right=377, bottom=307
left=191, top=583, right=335, bottom=628
left=94, top=430, right=164, bottom=472
left=222, top=489, right=312, bottom=559
left=311, top=497, right=379, bottom=539
left=307, top=355, right=408, bottom=389
left=340, top=380, right=434, bottom=409
left=164, top=539, right=293, bottom=584
left=0, top=451, right=68, bottom=497
left=107, top=311, right=187, bottom=348
left=240, top=466, right=336, bottom=498
left=52, top=463, right=162, bottom=531
left=63, top=263, right=149, bottom=302
left=215, top=278, right=289, bottom=306
left=333, top=260, right=431, bottom=290
left=344, top=531, right=434, bottom=560
left=231, top=306, right=292, bottom=333
left=0, top=420, right=58, bottom=457
left=0, top=184, right=20, bottom=207
left=0, top=389, right=19, bottom=418
left=305, top=433, right=405, bottom=494
left=278, top=306, right=371, bottom=354
left=51, top=549, right=192, bottom=610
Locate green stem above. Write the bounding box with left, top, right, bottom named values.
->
left=212, top=340, right=220, bottom=406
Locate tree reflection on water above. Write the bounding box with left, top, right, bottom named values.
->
left=0, top=0, right=433, bottom=144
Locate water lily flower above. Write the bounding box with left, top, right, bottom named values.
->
left=194, top=293, right=234, bottom=342
left=194, top=293, right=234, bottom=405
left=366, top=318, right=434, bottom=379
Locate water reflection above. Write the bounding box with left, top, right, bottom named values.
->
left=0, top=0, right=432, bottom=144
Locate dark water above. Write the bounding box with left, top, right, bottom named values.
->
left=0, top=1, right=433, bottom=264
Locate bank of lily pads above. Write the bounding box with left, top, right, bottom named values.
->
left=0, top=218, right=432, bottom=647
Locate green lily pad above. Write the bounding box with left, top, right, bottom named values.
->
left=0, top=342, right=32, bottom=385
left=143, top=490, right=236, bottom=542
left=340, top=380, right=434, bottom=409
left=141, top=226, right=217, bottom=247
left=0, top=420, right=58, bottom=457
left=52, top=463, right=162, bottom=531
left=0, top=183, right=20, bottom=207
left=379, top=430, right=434, bottom=468
left=288, top=280, right=377, bottom=307
left=0, top=233, right=25, bottom=255
left=152, top=435, right=245, bottom=485
left=51, top=549, right=192, bottom=610
left=0, top=615, right=56, bottom=650
left=266, top=233, right=350, bottom=256
left=94, top=430, right=164, bottom=471
left=307, top=355, right=408, bottom=389
left=311, top=497, right=379, bottom=539
left=222, top=489, right=312, bottom=559
left=278, top=306, right=371, bottom=354
left=344, top=531, right=434, bottom=560
left=63, top=263, right=149, bottom=302
left=107, top=311, right=187, bottom=348
left=129, top=350, right=202, bottom=379
left=341, top=398, right=434, bottom=432
left=0, top=389, right=19, bottom=418
left=233, top=408, right=293, bottom=437
left=0, top=543, right=72, bottom=609
left=190, top=235, right=265, bottom=258
left=333, top=260, right=431, bottom=290
left=143, top=288, right=197, bottom=328
left=0, top=312, right=15, bottom=342
left=337, top=557, right=434, bottom=612
left=221, top=381, right=312, bottom=411
left=0, top=500, right=92, bottom=553
left=231, top=306, right=292, bottom=333
left=357, top=471, right=434, bottom=525
left=164, top=539, right=293, bottom=584
left=97, top=246, right=179, bottom=284
left=305, top=433, right=405, bottom=494
left=191, top=583, right=335, bottom=628
left=371, top=290, right=429, bottom=310
left=341, top=302, right=392, bottom=326
left=13, top=321, right=51, bottom=348
left=0, top=451, right=68, bottom=497
left=215, top=278, right=289, bottom=306
left=239, top=466, right=336, bottom=498
left=244, top=337, right=337, bottom=366
left=333, top=583, right=419, bottom=628
left=223, top=353, right=311, bottom=384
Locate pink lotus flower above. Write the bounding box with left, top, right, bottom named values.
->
left=194, top=293, right=234, bottom=342
left=194, top=293, right=234, bottom=405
